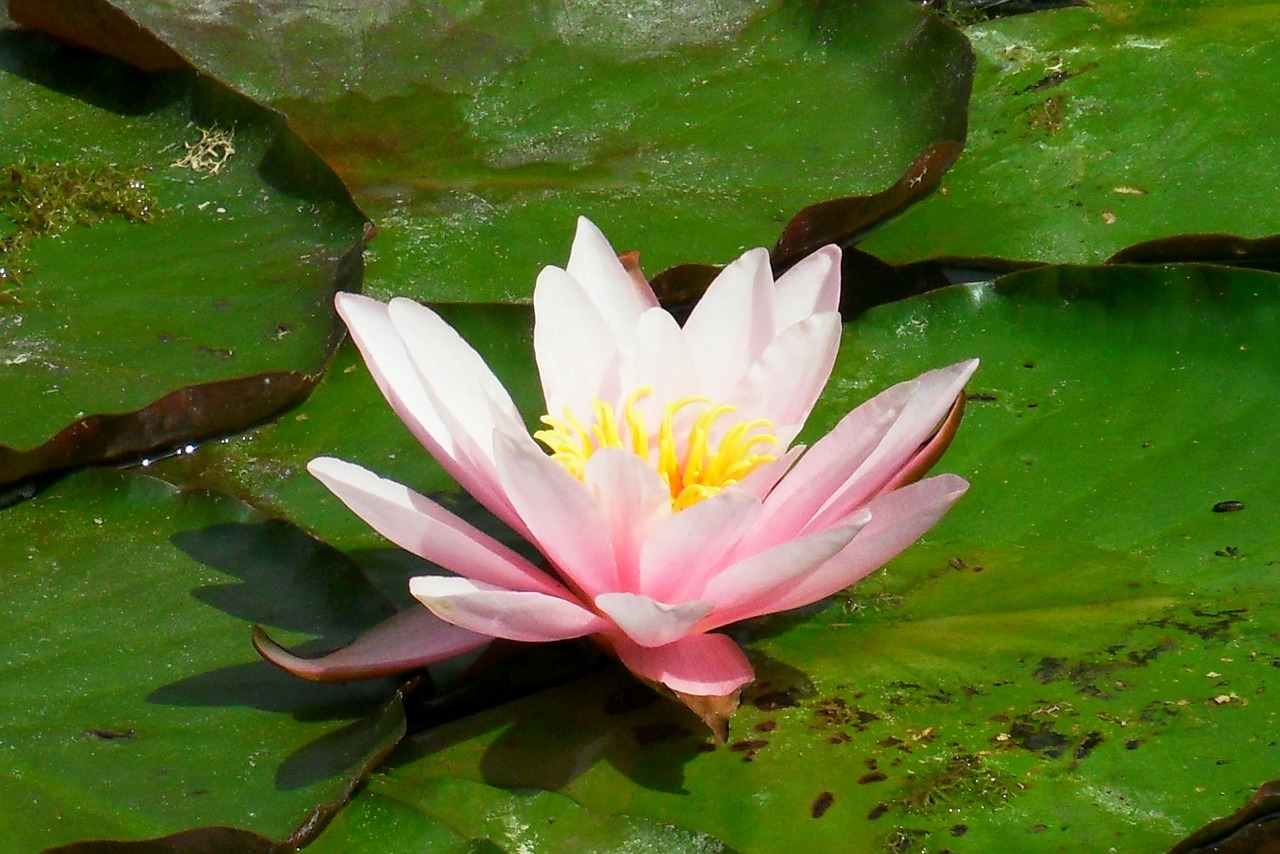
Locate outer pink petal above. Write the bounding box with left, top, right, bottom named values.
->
left=804, top=359, right=978, bottom=532
left=639, top=491, right=761, bottom=603
left=533, top=265, right=619, bottom=417
left=681, top=247, right=777, bottom=399
left=595, top=593, right=714, bottom=648
left=723, top=311, right=841, bottom=443
left=565, top=216, right=659, bottom=340
left=410, top=577, right=609, bottom=642
left=582, top=448, right=672, bottom=592
left=611, top=632, right=754, bottom=697
left=697, top=515, right=868, bottom=629
left=253, top=608, right=489, bottom=682
left=334, top=294, right=467, bottom=488
left=378, top=297, right=530, bottom=534
left=758, top=473, right=969, bottom=616
left=307, top=457, right=569, bottom=598
left=492, top=429, right=618, bottom=598
left=774, top=245, right=841, bottom=330
left=756, top=358, right=976, bottom=549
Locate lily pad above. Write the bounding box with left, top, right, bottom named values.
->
left=859, top=0, right=1280, bottom=264
left=0, top=467, right=408, bottom=851
left=0, top=31, right=364, bottom=487
left=294, top=264, right=1280, bottom=852
left=13, top=0, right=974, bottom=303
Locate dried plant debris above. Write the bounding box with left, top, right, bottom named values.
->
left=0, top=159, right=157, bottom=285
left=171, top=125, right=236, bottom=175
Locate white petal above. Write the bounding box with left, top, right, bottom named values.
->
left=382, top=297, right=531, bottom=533
left=681, top=247, right=777, bottom=399
left=565, top=216, right=659, bottom=341
left=307, top=457, right=569, bottom=598
left=723, top=311, right=841, bottom=443
left=410, top=577, right=609, bottom=642
left=533, top=265, right=618, bottom=416
left=774, top=245, right=841, bottom=330
left=595, top=593, right=714, bottom=648
left=615, top=307, right=701, bottom=427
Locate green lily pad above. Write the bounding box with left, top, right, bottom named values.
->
left=0, top=31, right=364, bottom=486
left=13, top=0, right=974, bottom=303
left=859, top=0, right=1280, bottom=265
left=288, top=264, right=1280, bottom=852
left=0, top=467, right=410, bottom=851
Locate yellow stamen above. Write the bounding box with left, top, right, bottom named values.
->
left=533, top=388, right=779, bottom=511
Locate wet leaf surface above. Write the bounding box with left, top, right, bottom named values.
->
left=859, top=0, right=1280, bottom=265
left=13, top=0, right=974, bottom=304
left=0, top=31, right=363, bottom=486
left=0, top=468, right=408, bottom=851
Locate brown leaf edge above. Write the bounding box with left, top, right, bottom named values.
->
left=1, top=370, right=318, bottom=497
left=39, top=679, right=421, bottom=854
left=771, top=141, right=965, bottom=270
left=10, top=0, right=188, bottom=72
left=1166, top=779, right=1280, bottom=854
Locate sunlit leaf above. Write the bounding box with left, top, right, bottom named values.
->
left=0, top=31, right=363, bottom=486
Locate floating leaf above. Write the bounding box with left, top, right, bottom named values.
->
left=0, top=31, right=364, bottom=487
left=14, top=0, right=974, bottom=303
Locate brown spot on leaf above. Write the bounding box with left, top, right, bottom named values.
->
left=811, top=791, right=835, bottom=819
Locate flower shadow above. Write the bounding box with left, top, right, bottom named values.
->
left=391, top=647, right=816, bottom=797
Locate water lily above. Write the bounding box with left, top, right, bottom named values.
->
left=256, top=217, right=976, bottom=734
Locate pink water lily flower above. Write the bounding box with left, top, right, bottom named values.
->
left=256, top=217, right=976, bottom=732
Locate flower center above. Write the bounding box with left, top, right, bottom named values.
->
left=534, top=388, right=778, bottom=511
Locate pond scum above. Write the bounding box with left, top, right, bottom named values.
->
left=0, top=160, right=158, bottom=290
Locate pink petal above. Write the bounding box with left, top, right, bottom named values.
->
left=333, top=294, right=462, bottom=483
left=639, top=491, right=761, bottom=603
left=774, top=245, right=841, bottom=329
left=533, top=265, right=619, bottom=417
left=410, top=577, right=609, bottom=642
left=376, top=297, right=531, bottom=534
left=307, top=457, right=570, bottom=598
left=611, top=632, right=754, bottom=696
left=492, top=429, right=618, bottom=599
left=805, top=359, right=978, bottom=532
left=582, top=448, right=673, bottom=592
left=681, top=247, right=777, bottom=399
left=757, top=473, right=969, bottom=616
left=878, top=389, right=967, bottom=495
left=723, top=312, right=842, bottom=442
left=757, top=359, right=976, bottom=548
left=252, top=608, right=490, bottom=682
left=697, top=514, right=868, bottom=629
left=595, top=593, right=714, bottom=648
left=565, top=216, right=659, bottom=340
left=753, top=381, right=911, bottom=548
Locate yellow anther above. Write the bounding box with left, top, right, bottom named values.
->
left=534, top=389, right=778, bottom=511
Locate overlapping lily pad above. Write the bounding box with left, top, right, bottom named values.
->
left=859, top=0, right=1280, bottom=264
left=0, top=31, right=364, bottom=487
left=12, top=0, right=974, bottom=303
